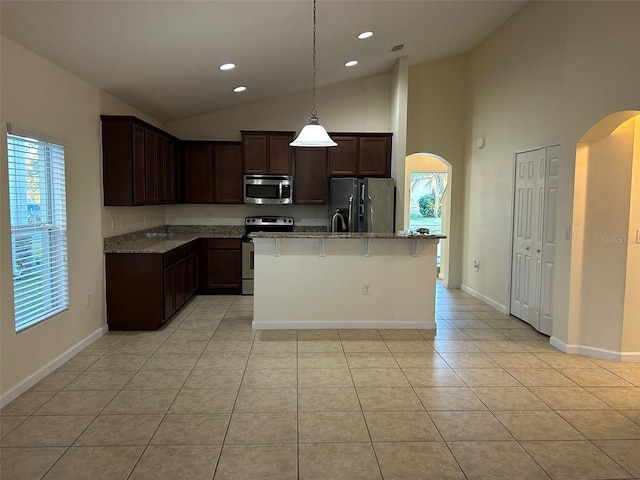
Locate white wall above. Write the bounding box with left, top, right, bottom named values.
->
left=406, top=53, right=468, bottom=288
left=459, top=1, right=640, bottom=346
left=165, top=72, right=392, bottom=141
left=0, top=37, right=163, bottom=401
left=390, top=57, right=409, bottom=231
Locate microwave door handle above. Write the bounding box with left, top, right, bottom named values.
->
left=348, top=195, right=354, bottom=232
left=279, top=183, right=282, bottom=201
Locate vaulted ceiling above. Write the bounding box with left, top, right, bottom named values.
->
left=1, top=0, right=527, bottom=122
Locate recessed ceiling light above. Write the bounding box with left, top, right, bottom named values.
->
left=233, top=86, right=246, bottom=93
left=358, top=31, right=373, bottom=40
left=345, top=60, right=358, bottom=67
left=219, top=63, right=236, bottom=71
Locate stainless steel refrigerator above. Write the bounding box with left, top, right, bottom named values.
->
left=329, top=178, right=395, bottom=233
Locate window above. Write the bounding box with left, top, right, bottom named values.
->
left=7, top=127, right=68, bottom=332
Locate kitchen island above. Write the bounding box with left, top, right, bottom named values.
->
left=249, top=232, right=446, bottom=329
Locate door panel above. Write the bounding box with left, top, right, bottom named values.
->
left=538, top=145, right=560, bottom=335
left=510, top=145, right=559, bottom=335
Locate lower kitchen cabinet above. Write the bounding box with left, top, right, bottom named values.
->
left=200, top=238, right=242, bottom=294
left=105, top=240, right=199, bottom=330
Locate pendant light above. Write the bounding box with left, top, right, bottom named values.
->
left=290, top=0, right=337, bottom=147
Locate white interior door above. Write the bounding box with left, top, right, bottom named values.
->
left=510, top=145, right=558, bottom=335
left=511, top=149, right=544, bottom=327
left=538, top=145, right=559, bottom=335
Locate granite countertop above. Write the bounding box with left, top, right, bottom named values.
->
left=104, top=225, right=329, bottom=254
left=104, top=225, right=245, bottom=254
left=249, top=232, right=446, bottom=240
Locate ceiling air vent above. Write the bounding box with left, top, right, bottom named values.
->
left=389, top=44, right=405, bottom=53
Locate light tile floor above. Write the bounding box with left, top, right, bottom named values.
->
left=2, top=283, right=640, bottom=479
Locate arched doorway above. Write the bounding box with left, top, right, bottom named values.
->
left=565, top=111, right=640, bottom=360
left=405, top=153, right=451, bottom=283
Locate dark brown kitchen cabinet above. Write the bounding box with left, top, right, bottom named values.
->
left=145, top=130, right=158, bottom=204
left=294, top=147, right=328, bottom=204
left=182, top=141, right=243, bottom=204
left=183, top=142, right=214, bottom=203
left=327, top=133, right=392, bottom=178
left=200, top=238, right=242, bottom=294
left=241, top=131, right=294, bottom=175
left=106, top=241, right=199, bottom=331
left=161, top=138, right=179, bottom=203
left=101, top=115, right=181, bottom=206
left=327, top=136, right=358, bottom=176
left=214, top=143, right=243, bottom=203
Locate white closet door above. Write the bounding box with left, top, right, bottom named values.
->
left=538, top=145, right=560, bottom=335
left=511, top=148, right=544, bottom=327
left=510, top=145, right=558, bottom=335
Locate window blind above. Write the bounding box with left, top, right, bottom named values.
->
left=7, top=132, right=69, bottom=331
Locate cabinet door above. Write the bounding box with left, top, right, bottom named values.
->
left=145, top=130, right=158, bottom=203
left=358, top=136, right=391, bottom=177
left=164, top=139, right=178, bottom=203
left=132, top=124, right=146, bottom=205
left=214, top=143, right=243, bottom=203
left=243, top=134, right=268, bottom=174
left=268, top=134, right=294, bottom=174
left=174, top=259, right=185, bottom=308
left=328, top=136, right=358, bottom=176
left=163, top=264, right=176, bottom=320
left=205, top=249, right=241, bottom=290
left=295, top=148, right=328, bottom=204
left=156, top=135, right=166, bottom=203
left=183, top=143, right=214, bottom=203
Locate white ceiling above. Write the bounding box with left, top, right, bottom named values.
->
left=1, top=0, right=527, bottom=123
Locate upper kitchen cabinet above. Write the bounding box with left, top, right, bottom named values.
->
left=101, top=115, right=180, bottom=206
left=182, top=141, right=243, bottom=204
left=183, top=142, right=214, bottom=203
left=327, top=133, right=392, bottom=178
left=294, top=147, right=328, bottom=204
left=213, top=142, right=243, bottom=203
left=241, top=131, right=295, bottom=175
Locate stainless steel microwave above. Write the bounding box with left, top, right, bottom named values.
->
left=243, top=175, right=293, bottom=204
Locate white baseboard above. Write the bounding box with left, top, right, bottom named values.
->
left=252, top=320, right=437, bottom=330
left=460, top=284, right=508, bottom=314
left=550, top=336, right=640, bottom=362
left=442, top=281, right=461, bottom=289
left=0, top=325, right=108, bottom=408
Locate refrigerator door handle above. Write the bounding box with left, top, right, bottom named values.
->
left=348, top=195, right=354, bottom=232
left=368, top=195, right=373, bottom=232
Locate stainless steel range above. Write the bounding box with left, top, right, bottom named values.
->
left=242, top=215, right=294, bottom=294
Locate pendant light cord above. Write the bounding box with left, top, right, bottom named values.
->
left=311, top=0, right=317, bottom=119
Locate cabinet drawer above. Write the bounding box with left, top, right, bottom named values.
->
left=206, top=238, right=241, bottom=250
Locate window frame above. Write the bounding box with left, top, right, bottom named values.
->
left=6, top=125, right=69, bottom=332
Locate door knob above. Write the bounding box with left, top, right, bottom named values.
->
left=525, top=247, right=530, bottom=251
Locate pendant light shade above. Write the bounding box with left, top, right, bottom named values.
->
left=290, top=0, right=337, bottom=148
left=290, top=116, right=337, bottom=147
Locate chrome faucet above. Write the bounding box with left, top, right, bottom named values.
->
left=331, top=209, right=347, bottom=232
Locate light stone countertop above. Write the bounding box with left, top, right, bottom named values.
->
left=104, top=225, right=245, bottom=254
left=249, top=232, right=446, bottom=240
left=104, top=225, right=329, bottom=254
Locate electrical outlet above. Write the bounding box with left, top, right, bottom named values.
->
left=363, top=284, right=371, bottom=295
left=86, top=293, right=91, bottom=308
left=111, top=218, right=115, bottom=231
